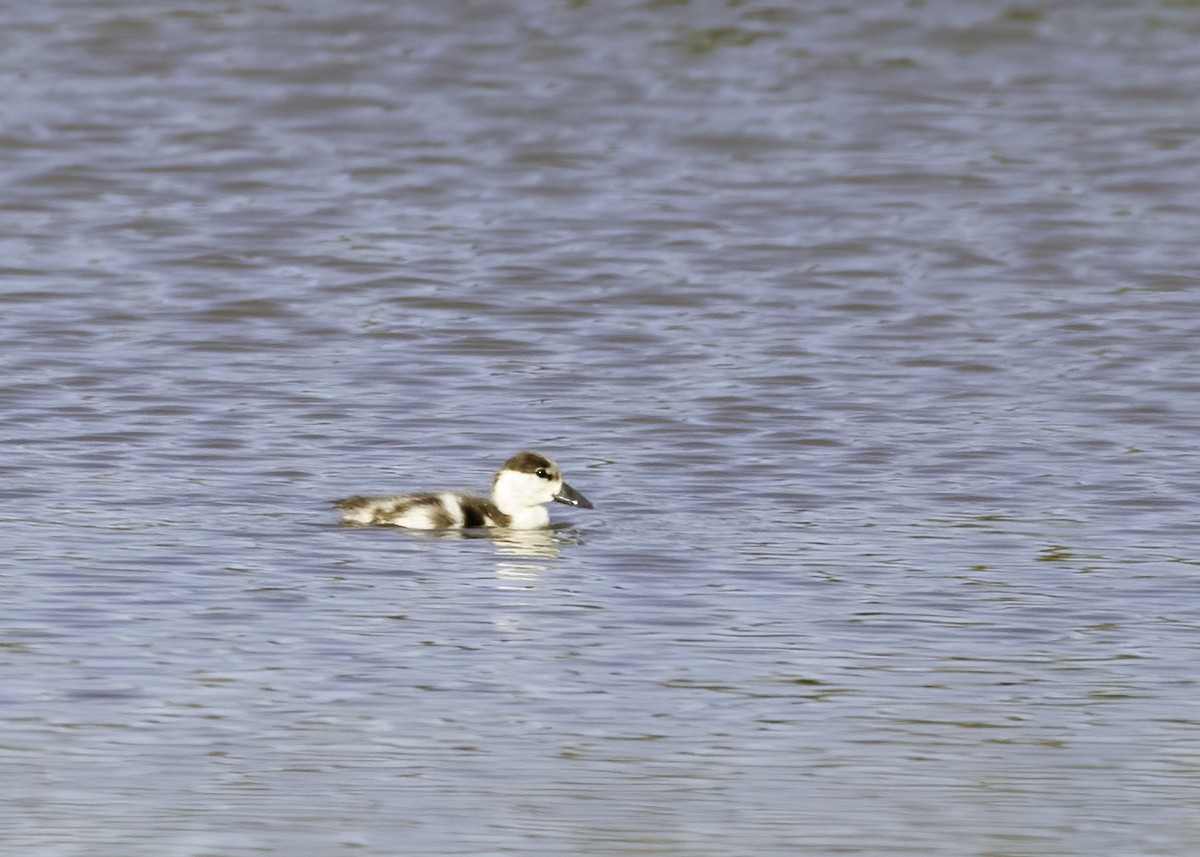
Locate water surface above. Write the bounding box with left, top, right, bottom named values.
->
left=2, top=2, right=1200, bottom=855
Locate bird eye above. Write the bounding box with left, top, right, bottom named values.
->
left=535, top=468, right=551, bottom=480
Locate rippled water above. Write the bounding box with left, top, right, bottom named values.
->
left=3, top=2, right=1200, bottom=855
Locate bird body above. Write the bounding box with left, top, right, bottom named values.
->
left=335, top=451, right=592, bottom=530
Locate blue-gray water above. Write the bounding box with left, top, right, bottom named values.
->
left=3, top=2, right=1200, bottom=855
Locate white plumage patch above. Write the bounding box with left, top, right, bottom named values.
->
left=438, top=493, right=466, bottom=528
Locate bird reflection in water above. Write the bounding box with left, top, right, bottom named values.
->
left=491, top=527, right=563, bottom=583
left=397, top=526, right=586, bottom=582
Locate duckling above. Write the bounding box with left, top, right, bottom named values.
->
left=335, top=451, right=593, bottom=530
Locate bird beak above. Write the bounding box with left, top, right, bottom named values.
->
left=553, top=482, right=593, bottom=509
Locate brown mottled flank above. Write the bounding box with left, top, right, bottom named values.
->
left=334, top=490, right=510, bottom=528
left=461, top=495, right=509, bottom=528
left=335, top=492, right=421, bottom=524
left=428, top=503, right=457, bottom=529
left=373, top=492, right=438, bottom=525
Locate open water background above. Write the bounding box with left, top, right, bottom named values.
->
left=2, top=1, right=1200, bottom=855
